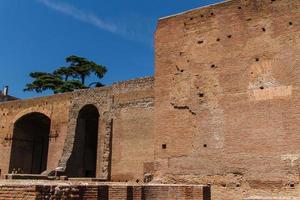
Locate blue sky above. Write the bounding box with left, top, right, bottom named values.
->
left=0, top=0, right=223, bottom=99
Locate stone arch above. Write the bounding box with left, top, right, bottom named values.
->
left=10, top=108, right=51, bottom=131
left=65, top=104, right=100, bottom=177
left=9, top=112, right=51, bottom=174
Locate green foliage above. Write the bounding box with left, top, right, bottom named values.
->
left=53, top=67, right=75, bottom=81
left=24, top=56, right=107, bottom=94
left=55, top=80, right=87, bottom=94
left=24, top=72, right=63, bottom=93
left=66, top=55, right=107, bottom=84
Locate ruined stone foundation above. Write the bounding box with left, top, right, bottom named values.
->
left=0, top=180, right=209, bottom=200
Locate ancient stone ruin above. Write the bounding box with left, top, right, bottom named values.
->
left=0, top=0, right=299, bottom=199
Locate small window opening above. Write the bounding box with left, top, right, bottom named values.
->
left=238, top=6, right=242, bottom=9
left=211, top=12, right=214, bottom=16
left=227, top=35, right=232, bottom=38
left=162, top=144, right=167, bottom=149
left=289, top=22, right=293, bottom=26
left=262, top=28, right=266, bottom=32
left=198, top=40, right=204, bottom=44
left=216, top=38, right=220, bottom=42
left=203, top=144, right=207, bottom=148
left=211, top=64, right=217, bottom=68
left=256, top=58, right=260, bottom=62
left=260, top=86, right=264, bottom=90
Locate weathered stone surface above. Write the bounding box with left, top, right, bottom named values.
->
left=0, top=0, right=300, bottom=199
left=155, top=0, right=300, bottom=198
left=0, top=180, right=208, bottom=200
left=0, top=77, right=154, bottom=183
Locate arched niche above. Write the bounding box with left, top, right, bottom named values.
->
left=9, top=112, right=51, bottom=174
left=66, top=104, right=99, bottom=177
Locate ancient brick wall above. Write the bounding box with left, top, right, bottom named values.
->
left=0, top=185, right=37, bottom=199
left=155, top=0, right=300, bottom=191
left=0, top=77, right=154, bottom=183
left=57, top=77, right=154, bottom=182
left=110, top=78, right=154, bottom=182
left=0, top=93, right=72, bottom=176
left=3, top=0, right=300, bottom=198
left=0, top=182, right=209, bottom=200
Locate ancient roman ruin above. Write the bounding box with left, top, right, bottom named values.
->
left=0, top=0, right=299, bottom=199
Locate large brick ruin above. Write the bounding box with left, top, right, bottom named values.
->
left=0, top=77, right=155, bottom=181
left=0, top=0, right=299, bottom=199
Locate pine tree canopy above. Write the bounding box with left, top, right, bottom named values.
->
left=24, top=56, right=107, bottom=94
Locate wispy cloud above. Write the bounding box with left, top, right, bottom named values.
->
left=37, top=0, right=118, bottom=33
left=37, top=0, right=154, bottom=47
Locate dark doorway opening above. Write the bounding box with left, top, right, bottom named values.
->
left=66, top=105, right=99, bottom=177
left=9, top=112, right=51, bottom=174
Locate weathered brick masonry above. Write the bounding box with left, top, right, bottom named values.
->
left=0, top=93, right=72, bottom=177
left=0, top=77, right=154, bottom=183
left=0, top=181, right=209, bottom=200
left=0, top=0, right=299, bottom=199
left=155, top=0, right=300, bottom=198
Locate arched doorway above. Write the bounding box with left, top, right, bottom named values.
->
left=9, top=112, right=51, bottom=174
left=66, top=105, right=99, bottom=177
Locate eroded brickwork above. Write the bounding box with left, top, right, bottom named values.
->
left=0, top=93, right=72, bottom=176
left=110, top=79, right=154, bottom=182
left=0, top=0, right=299, bottom=199
left=155, top=0, right=300, bottom=198
left=0, top=181, right=208, bottom=200
left=0, top=77, right=154, bottom=183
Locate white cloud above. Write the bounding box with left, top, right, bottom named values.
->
left=37, top=0, right=153, bottom=47
left=37, top=0, right=118, bottom=33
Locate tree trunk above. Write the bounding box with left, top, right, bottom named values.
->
left=81, top=75, right=85, bottom=85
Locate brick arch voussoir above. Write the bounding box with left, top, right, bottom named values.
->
left=10, top=108, right=52, bottom=132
